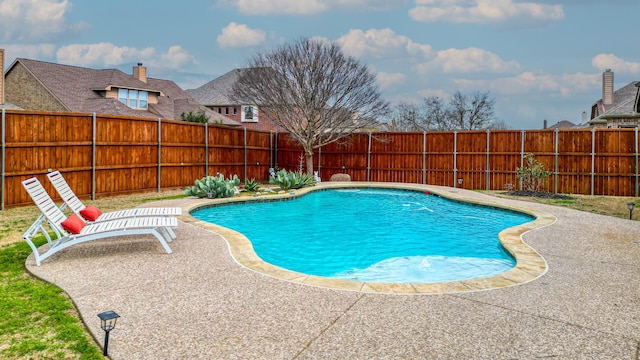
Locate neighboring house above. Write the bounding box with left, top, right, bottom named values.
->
left=589, top=69, right=640, bottom=128
left=543, top=120, right=575, bottom=129
left=3, top=56, right=238, bottom=126
left=187, top=68, right=284, bottom=132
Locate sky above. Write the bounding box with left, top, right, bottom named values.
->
left=1, top=0, right=639, bottom=130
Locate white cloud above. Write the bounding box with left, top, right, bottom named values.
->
left=417, top=88, right=450, bottom=99
left=0, top=0, right=84, bottom=40
left=56, top=43, right=196, bottom=70
left=415, top=47, right=519, bottom=74
left=327, top=0, right=408, bottom=11
left=2, top=43, right=56, bottom=59
left=217, top=22, right=266, bottom=48
left=230, top=0, right=327, bottom=15
left=159, top=45, right=197, bottom=69
left=453, top=71, right=599, bottom=97
left=592, top=53, right=640, bottom=74
left=409, top=0, right=564, bottom=25
left=225, top=0, right=407, bottom=15
left=56, top=43, right=155, bottom=67
left=336, top=28, right=432, bottom=60
left=376, top=72, right=406, bottom=89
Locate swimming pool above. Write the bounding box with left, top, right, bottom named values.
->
left=190, top=187, right=534, bottom=284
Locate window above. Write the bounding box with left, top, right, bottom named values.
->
left=117, top=89, right=148, bottom=109
left=241, top=105, right=258, bottom=122
left=225, top=107, right=229, bottom=115
left=129, top=90, right=138, bottom=108
left=233, top=107, right=237, bottom=115
left=118, top=89, right=127, bottom=104
left=139, top=91, right=148, bottom=109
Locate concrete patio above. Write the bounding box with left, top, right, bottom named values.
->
left=26, top=184, right=640, bottom=359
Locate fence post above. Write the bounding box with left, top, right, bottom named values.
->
left=205, top=123, right=209, bottom=176
left=422, top=131, right=427, bottom=185
left=367, top=132, right=372, bottom=182
left=485, top=129, right=490, bottom=190
left=91, top=113, right=97, bottom=200
left=554, top=128, right=559, bottom=194
left=519, top=130, right=526, bottom=190
left=243, top=127, right=247, bottom=181
left=453, top=131, right=458, bottom=187
left=275, top=132, right=279, bottom=171
left=634, top=127, right=639, bottom=197
left=590, top=128, right=596, bottom=195
left=157, top=118, right=162, bottom=192
left=316, top=135, right=322, bottom=178
left=269, top=131, right=273, bottom=172
left=1, top=109, right=5, bottom=210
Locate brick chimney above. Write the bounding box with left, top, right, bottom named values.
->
left=602, top=69, right=614, bottom=106
left=0, top=48, right=4, bottom=104
left=133, top=62, right=147, bottom=83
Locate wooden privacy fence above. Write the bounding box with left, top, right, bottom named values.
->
left=2, top=109, right=639, bottom=208
left=1, top=110, right=275, bottom=208
left=277, top=128, right=639, bottom=198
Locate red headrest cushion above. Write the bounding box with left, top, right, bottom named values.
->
left=61, top=214, right=86, bottom=234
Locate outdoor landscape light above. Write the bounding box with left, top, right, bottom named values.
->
left=98, top=310, right=120, bottom=356
left=627, top=202, right=635, bottom=220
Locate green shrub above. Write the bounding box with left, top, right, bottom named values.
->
left=516, top=153, right=551, bottom=192
left=180, top=109, right=210, bottom=123
left=185, top=174, right=240, bottom=198
left=244, top=178, right=260, bottom=192
left=269, top=169, right=315, bottom=190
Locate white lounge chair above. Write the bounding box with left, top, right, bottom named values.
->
left=22, top=177, right=176, bottom=266
left=47, top=170, right=181, bottom=222
left=47, top=170, right=180, bottom=240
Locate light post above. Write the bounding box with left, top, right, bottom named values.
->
left=98, top=310, right=120, bottom=356
left=627, top=202, right=635, bottom=220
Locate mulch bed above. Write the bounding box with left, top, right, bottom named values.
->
left=504, top=190, right=573, bottom=200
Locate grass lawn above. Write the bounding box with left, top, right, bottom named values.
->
left=0, top=187, right=636, bottom=358
left=0, top=189, right=186, bottom=359
left=0, top=237, right=103, bottom=359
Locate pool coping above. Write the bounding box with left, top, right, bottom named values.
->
left=179, top=182, right=556, bottom=294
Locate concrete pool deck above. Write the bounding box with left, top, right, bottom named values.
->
left=26, top=183, right=640, bottom=359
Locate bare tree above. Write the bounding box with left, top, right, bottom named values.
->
left=448, top=91, right=495, bottom=130
left=392, top=100, right=426, bottom=131
left=229, top=38, right=389, bottom=175
left=391, top=91, right=497, bottom=131
left=424, top=96, right=450, bottom=131
left=487, top=119, right=511, bottom=130
left=391, top=96, right=449, bottom=131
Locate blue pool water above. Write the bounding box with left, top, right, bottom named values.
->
left=191, top=188, right=534, bottom=283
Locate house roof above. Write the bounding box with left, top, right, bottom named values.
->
left=8, top=58, right=239, bottom=125
left=187, top=68, right=265, bottom=106
left=592, top=81, right=640, bottom=119
left=547, top=120, right=575, bottom=129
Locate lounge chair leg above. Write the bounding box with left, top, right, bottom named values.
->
left=151, top=231, right=172, bottom=254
